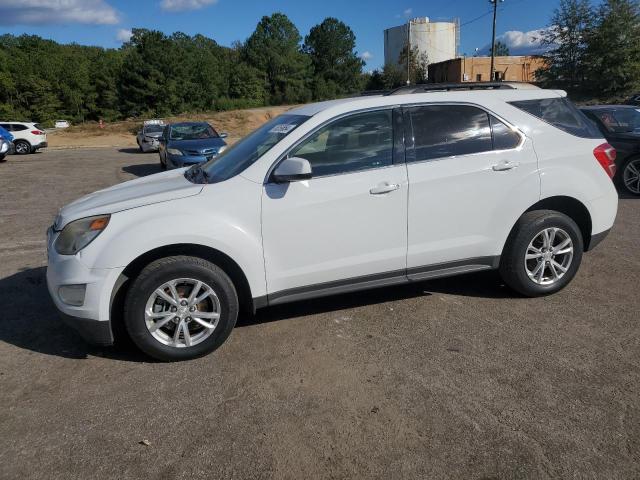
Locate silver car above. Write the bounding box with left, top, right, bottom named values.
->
left=136, top=120, right=165, bottom=153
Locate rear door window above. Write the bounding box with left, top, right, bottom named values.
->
left=490, top=116, right=522, bottom=150
left=510, top=97, right=601, bottom=138
left=408, top=104, right=492, bottom=161
left=11, top=124, right=28, bottom=132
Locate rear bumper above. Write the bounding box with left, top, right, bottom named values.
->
left=34, top=141, right=47, bottom=149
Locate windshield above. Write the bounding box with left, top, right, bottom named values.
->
left=170, top=123, right=218, bottom=140
left=594, top=109, right=640, bottom=133
left=144, top=124, right=164, bottom=134
left=190, top=114, right=309, bottom=184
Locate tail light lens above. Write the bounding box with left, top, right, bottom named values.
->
left=31, top=130, right=44, bottom=135
left=593, top=143, right=617, bottom=178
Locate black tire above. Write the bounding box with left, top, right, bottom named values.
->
left=14, top=140, right=30, bottom=155
left=123, top=256, right=238, bottom=361
left=0, top=153, right=6, bottom=162
left=159, top=154, right=166, bottom=170
left=499, top=210, right=583, bottom=297
left=619, top=156, right=640, bottom=196
left=138, top=141, right=143, bottom=153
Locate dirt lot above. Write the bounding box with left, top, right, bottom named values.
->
left=46, top=106, right=293, bottom=149
left=0, top=148, right=639, bottom=479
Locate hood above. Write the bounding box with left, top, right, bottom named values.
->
left=144, top=131, right=163, bottom=138
left=169, top=137, right=226, bottom=153
left=55, top=168, right=203, bottom=229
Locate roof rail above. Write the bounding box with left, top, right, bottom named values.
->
left=385, top=82, right=516, bottom=96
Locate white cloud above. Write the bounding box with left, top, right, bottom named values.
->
left=360, top=51, right=373, bottom=61
left=116, top=28, right=133, bottom=43
left=160, top=0, right=218, bottom=11
left=479, top=28, right=553, bottom=56
left=395, top=7, right=413, bottom=19
left=0, top=0, right=119, bottom=25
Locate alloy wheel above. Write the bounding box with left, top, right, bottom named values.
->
left=524, top=227, right=574, bottom=285
left=144, top=278, right=221, bottom=348
left=623, top=158, right=640, bottom=194
left=15, top=141, right=29, bottom=154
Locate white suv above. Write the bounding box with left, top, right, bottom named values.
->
left=46, top=85, right=618, bottom=361
left=0, top=121, right=47, bottom=154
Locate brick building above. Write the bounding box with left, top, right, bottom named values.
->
left=428, top=56, right=545, bottom=83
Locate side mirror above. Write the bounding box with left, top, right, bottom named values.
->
left=272, top=157, right=312, bottom=183
left=219, top=132, right=228, bottom=139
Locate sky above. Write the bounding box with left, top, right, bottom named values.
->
left=0, top=0, right=560, bottom=70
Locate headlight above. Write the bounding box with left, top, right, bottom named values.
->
left=217, top=145, right=227, bottom=154
left=167, top=148, right=183, bottom=156
left=54, top=215, right=110, bottom=255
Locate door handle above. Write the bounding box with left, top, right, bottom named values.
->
left=370, top=182, right=400, bottom=195
left=492, top=161, right=519, bottom=171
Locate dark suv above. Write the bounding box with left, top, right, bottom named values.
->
left=581, top=105, right=640, bottom=196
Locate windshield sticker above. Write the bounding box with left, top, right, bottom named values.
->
left=269, top=124, right=297, bottom=134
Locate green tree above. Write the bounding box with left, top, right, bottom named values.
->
left=398, top=45, right=429, bottom=84
left=243, top=13, right=312, bottom=104
left=492, top=40, right=510, bottom=56
left=539, top=0, right=593, bottom=85
left=304, top=17, right=364, bottom=99
left=584, top=0, right=640, bottom=96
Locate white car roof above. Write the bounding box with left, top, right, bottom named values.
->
left=287, top=87, right=566, bottom=118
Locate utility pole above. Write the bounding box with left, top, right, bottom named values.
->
left=406, top=19, right=411, bottom=85
left=489, top=0, right=503, bottom=82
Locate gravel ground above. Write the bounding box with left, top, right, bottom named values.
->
left=0, top=148, right=639, bottom=480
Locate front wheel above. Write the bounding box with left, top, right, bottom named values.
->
left=124, top=256, right=238, bottom=361
left=499, top=210, right=583, bottom=297
left=621, top=157, right=640, bottom=196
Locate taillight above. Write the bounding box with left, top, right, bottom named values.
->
left=593, top=143, right=617, bottom=178
left=31, top=130, right=44, bottom=135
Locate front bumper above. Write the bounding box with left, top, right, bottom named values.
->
left=46, top=228, right=123, bottom=345
left=167, top=153, right=217, bottom=169
left=141, top=138, right=160, bottom=152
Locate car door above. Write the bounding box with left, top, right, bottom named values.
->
left=261, top=108, right=409, bottom=301
left=404, top=103, right=540, bottom=278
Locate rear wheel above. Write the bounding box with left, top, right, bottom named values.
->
left=500, top=210, right=583, bottom=297
left=0, top=154, right=6, bottom=162
left=14, top=140, right=30, bottom=155
left=621, top=157, right=640, bottom=196
left=124, top=256, right=238, bottom=361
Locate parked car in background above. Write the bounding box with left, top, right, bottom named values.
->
left=54, top=120, right=70, bottom=129
left=0, top=136, right=13, bottom=162
left=625, top=94, right=640, bottom=106
left=158, top=122, right=227, bottom=169
left=0, top=121, right=47, bottom=155
left=136, top=119, right=165, bottom=153
left=47, top=84, right=618, bottom=361
left=581, top=105, right=640, bottom=195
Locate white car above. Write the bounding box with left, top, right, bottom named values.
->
left=46, top=84, right=618, bottom=361
left=0, top=121, right=47, bottom=154
left=55, top=120, right=70, bottom=129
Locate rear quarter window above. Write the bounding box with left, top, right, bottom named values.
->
left=510, top=97, right=601, bottom=139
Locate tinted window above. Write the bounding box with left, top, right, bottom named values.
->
left=510, top=97, right=601, bottom=138
left=12, top=124, right=27, bottom=131
left=409, top=105, right=492, bottom=161
left=290, top=110, right=393, bottom=177
left=490, top=115, right=522, bottom=150
left=0, top=124, right=10, bottom=130
left=589, top=108, right=640, bottom=134
left=34, top=123, right=45, bottom=131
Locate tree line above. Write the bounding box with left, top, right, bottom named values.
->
left=539, top=0, right=640, bottom=99
left=0, top=13, right=367, bottom=124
